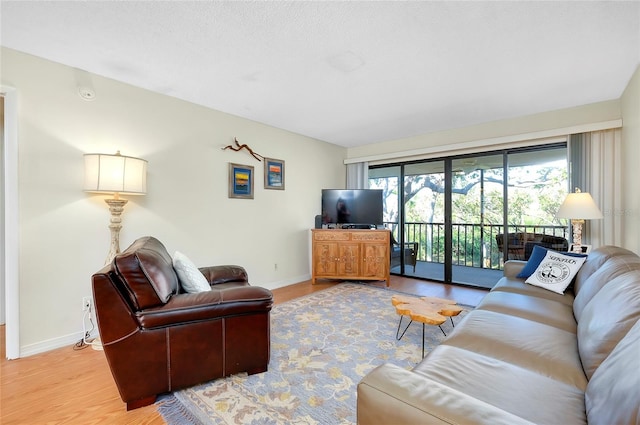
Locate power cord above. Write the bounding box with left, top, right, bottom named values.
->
left=73, top=306, right=102, bottom=351
left=73, top=336, right=90, bottom=350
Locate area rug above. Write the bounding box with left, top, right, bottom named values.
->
left=157, top=282, right=468, bottom=425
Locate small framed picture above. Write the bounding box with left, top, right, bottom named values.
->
left=264, top=157, right=285, bottom=190
left=228, top=163, right=254, bottom=199
left=569, top=244, right=591, bottom=254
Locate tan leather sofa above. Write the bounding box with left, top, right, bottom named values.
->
left=92, top=236, right=273, bottom=410
left=358, top=245, right=640, bottom=424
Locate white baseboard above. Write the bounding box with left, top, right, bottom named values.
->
left=262, top=274, right=311, bottom=291
left=19, top=330, right=96, bottom=358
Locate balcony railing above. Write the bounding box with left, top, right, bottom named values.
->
left=387, top=222, right=570, bottom=270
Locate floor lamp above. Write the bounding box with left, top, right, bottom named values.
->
left=84, top=151, right=147, bottom=350
left=556, top=188, right=603, bottom=253
left=84, top=151, right=147, bottom=264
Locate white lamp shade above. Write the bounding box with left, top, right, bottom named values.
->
left=556, top=190, right=603, bottom=220
left=84, top=152, right=147, bottom=195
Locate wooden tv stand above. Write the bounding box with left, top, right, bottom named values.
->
left=311, top=229, right=390, bottom=287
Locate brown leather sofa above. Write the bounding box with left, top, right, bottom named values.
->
left=91, top=236, right=273, bottom=410
left=358, top=245, right=640, bottom=424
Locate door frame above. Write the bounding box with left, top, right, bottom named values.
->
left=2, top=85, right=20, bottom=359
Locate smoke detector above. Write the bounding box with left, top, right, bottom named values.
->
left=78, top=86, right=96, bottom=101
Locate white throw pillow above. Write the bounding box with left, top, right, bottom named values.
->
left=173, top=251, right=211, bottom=293
left=525, top=250, right=587, bottom=294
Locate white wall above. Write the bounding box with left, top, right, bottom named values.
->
left=621, top=65, right=640, bottom=254
left=1, top=48, right=346, bottom=356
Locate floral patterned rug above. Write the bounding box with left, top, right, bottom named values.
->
left=157, top=282, right=467, bottom=425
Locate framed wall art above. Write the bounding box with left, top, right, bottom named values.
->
left=264, top=157, right=285, bottom=190
left=228, top=163, right=254, bottom=199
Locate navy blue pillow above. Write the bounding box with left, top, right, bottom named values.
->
left=516, top=244, right=588, bottom=278
left=516, top=245, right=548, bottom=278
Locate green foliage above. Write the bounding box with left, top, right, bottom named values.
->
left=372, top=160, right=567, bottom=227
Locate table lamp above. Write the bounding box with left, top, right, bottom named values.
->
left=556, top=188, right=603, bottom=253
left=84, top=151, right=147, bottom=264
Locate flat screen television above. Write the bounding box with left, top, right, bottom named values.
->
left=321, top=189, right=384, bottom=228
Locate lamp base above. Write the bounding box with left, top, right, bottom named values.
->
left=105, top=198, right=128, bottom=264
left=570, top=219, right=585, bottom=253
left=91, top=337, right=104, bottom=351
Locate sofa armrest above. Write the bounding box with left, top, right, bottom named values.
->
left=199, top=265, right=248, bottom=285
left=92, top=270, right=141, bottom=345
left=137, top=285, right=273, bottom=329
left=503, top=260, right=527, bottom=278
left=357, top=364, right=534, bottom=425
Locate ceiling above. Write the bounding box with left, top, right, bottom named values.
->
left=1, top=1, right=639, bottom=148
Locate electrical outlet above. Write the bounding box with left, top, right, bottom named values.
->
left=82, top=296, right=92, bottom=312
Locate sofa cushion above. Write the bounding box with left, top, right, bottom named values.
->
left=475, top=291, right=577, bottom=333
left=573, top=253, right=640, bottom=321
left=358, top=363, right=538, bottom=425
left=573, top=245, right=636, bottom=294
left=413, top=345, right=587, bottom=425
left=585, top=319, right=640, bottom=425
left=524, top=250, right=586, bottom=294
left=440, top=310, right=587, bottom=389
left=173, top=251, right=211, bottom=293
left=577, top=269, right=640, bottom=379
left=113, top=236, right=179, bottom=310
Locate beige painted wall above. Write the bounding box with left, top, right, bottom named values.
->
left=1, top=48, right=346, bottom=355
left=621, top=65, right=640, bottom=254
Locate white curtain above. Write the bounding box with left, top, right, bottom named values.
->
left=573, top=129, right=623, bottom=247
left=346, top=162, right=369, bottom=189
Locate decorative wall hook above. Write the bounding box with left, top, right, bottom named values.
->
left=222, top=138, right=264, bottom=161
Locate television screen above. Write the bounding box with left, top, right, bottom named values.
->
left=321, top=189, right=383, bottom=227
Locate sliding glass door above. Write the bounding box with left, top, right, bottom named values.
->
left=402, top=161, right=446, bottom=280
left=503, top=149, right=570, bottom=263
left=370, top=144, right=569, bottom=289
left=450, top=155, right=505, bottom=286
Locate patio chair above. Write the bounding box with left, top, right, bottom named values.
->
left=496, top=232, right=569, bottom=260
left=390, top=234, right=418, bottom=272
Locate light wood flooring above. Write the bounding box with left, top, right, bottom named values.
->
left=1, top=277, right=487, bottom=424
